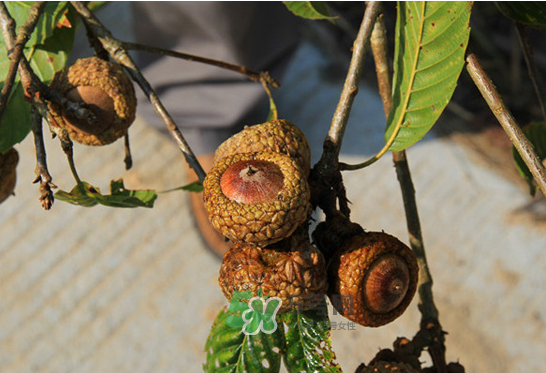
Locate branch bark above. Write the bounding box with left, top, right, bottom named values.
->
left=370, top=12, right=446, bottom=373
left=70, top=1, right=207, bottom=182
left=466, top=52, right=546, bottom=198
left=0, top=1, right=45, bottom=126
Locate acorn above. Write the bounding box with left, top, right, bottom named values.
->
left=203, top=151, right=310, bottom=246
left=218, top=234, right=327, bottom=313
left=0, top=148, right=19, bottom=204
left=48, top=57, right=136, bottom=146
left=213, top=119, right=311, bottom=176
left=328, top=232, right=419, bottom=327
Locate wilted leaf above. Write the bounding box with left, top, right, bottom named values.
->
left=283, top=1, right=336, bottom=20
left=55, top=179, right=157, bottom=208
left=513, top=122, right=546, bottom=196
left=384, top=2, right=472, bottom=151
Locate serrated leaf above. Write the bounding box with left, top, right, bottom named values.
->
left=55, top=179, right=157, bottom=208
left=512, top=122, right=546, bottom=196
left=204, top=307, right=283, bottom=373
left=495, top=2, right=546, bottom=27
left=384, top=2, right=472, bottom=152
left=283, top=1, right=336, bottom=20
left=280, top=302, right=342, bottom=373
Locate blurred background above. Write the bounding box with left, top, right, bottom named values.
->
left=1, top=2, right=545, bottom=373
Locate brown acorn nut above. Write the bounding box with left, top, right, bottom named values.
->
left=49, top=57, right=136, bottom=146
left=203, top=151, right=310, bottom=246
left=218, top=235, right=327, bottom=313
left=328, top=232, right=419, bottom=327
left=0, top=148, right=19, bottom=204
left=213, top=119, right=311, bottom=176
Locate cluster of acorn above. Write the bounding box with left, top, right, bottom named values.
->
left=204, top=119, right=419, bottom=327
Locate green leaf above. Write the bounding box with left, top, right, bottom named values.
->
left=55, top=179, right=157, bottom=208
left=495, top=2, right=546, bottom=27
left=280, top=303, right=342, bottom=373
left=283, top=1, right=337, bottom=20
left=204, top=307, right=283, bottom=373
left=512, top=122, right=546, bottom=196
left=160, top=180, right=203, bottom=194
left=0, top=2, right=76, bottom=152
left=384, top=2, right=472, bottom=152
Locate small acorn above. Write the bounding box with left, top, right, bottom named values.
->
left=218, top=234, right=327, bottom=313
left=328, top=232, right=419, bottom=327
left=213, top=119, right=311, bottom=176
left=203, top=151, right=310, bottom=246
left=0, top=148, right=19, bottom=204
left=49, top=57, right=136, bottom=146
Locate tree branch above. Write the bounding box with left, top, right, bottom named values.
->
left=310, top=1, right=380, bottom=217
left=30, top=106, right=56, bottom=210
left=370, top=12, right=446, bottom=373
left=0, top=1, right=45, bottom=126
left=466, top=52, right=546, bottom=198
left=70, top=1, right=206, bottom=182
left=122, top=41, right=279, bottom=88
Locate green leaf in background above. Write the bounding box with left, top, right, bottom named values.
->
left=512, top=122, right=546, bottom=196
left=160, top=180, right=204, bottom=193
left=280, top=303, right=342, bottom=373
left=384, top=2, right=472, bottom=152
left=283, top=1, right=337, bottom=20
left=495, top=2, right=546, bottom=27
left=0, top=2, right=76, bottom=153
left=204, top=307, right=283, bottom=373
left=55, top=179, right=157, bottom=208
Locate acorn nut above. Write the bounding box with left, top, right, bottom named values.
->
left=213, top=119, right=311, bottom=176
left=218, top=235, right=327, bottom=313
left=328, top=231, right=419, bottom=327
left=203, top=151, right=310, bottom=246
left=49, top=57, right=136, bottom=146
left=0, top=148, right=19, bottom=204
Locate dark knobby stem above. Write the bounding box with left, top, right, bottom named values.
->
left=0, top=1, right=45, bottom=125
left=70, top=1, right=208, bottom=182
left=370, top=11, right=446, bottom=373
left=30, top=106, right=56, bottom=210
left=466, top=53, right=546, bottom=198
left=311, top=1, right=381, bottom=218
left=124, top=133, right=133, bottom=170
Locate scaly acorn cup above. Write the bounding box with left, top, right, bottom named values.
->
left=213, top=119, right=311, bottom=177
left=218, top=234, right=327, bottom=314
left=0, top=148, right=19, bottom=204
left=203, top=151, right=310, bottom=246
left=48, top=57, right=136, bottom=146
left=328, top=232, right=419, bottom=327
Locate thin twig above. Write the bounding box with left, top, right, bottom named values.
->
left=310, top=1, right=380, bottom=217
left=514, top=22, right=546, bottom=122
left=0, top=1, right=45, bottom=125
left=124, top=133, right=132, bottom=170
left=70, top=1, right=206, bottom=181
left=467, top=52, right=546, bottom=198
left=370, top=12, right=446, bottom=373
left=30, top=106, right=56, bottom=210
left=123, top=41, right=279, bottom=88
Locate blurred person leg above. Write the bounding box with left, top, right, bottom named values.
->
left=131, top=2, right=302, bottom=257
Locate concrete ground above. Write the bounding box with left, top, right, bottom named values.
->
left=1, top=4, right=546, bottom=373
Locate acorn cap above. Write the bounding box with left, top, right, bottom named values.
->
left=213, top=119, right=311, bottom=176
left=218, top=235, right=327, bottom=313
left=328, top=232, right=419, bottom=327
left=203, top=151, right=310, bottom=246
left=0, top=148, right=19, bottom=204
left=49, top=57, right=136, bottom=146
